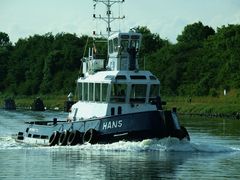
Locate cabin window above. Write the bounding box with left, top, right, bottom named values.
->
left=130, top=39, right=140, bottom=49
left=109, top=40, right=113, bottom=53
left=131, top=35, right=139, bottom=39
left=41, top=135, right=48, bottom=139
left=116, top=75, right=127, bottom=80
left=89, top=83, right=94, bottom=101
left=113, top=37, right=119, bottom=52
left=110, top=83, right=127, bottom=103
left=149, top=84, right=160, bottom=102
left=83, top=83, right=88, bottom=101
left=130, top=84, right=147, bottom=103
left=121, top=35, right=129, bottom=39
left=102, top=83, right=108, bottom=102
left=78, top=83, right=83, bottom=100
left=95, top=83, right=100, bottom=101
left=33, top=134, right=40, bottom=139
left=120, top=39, right=129, bottom=52
left=118, top=106, right=122, bottom=115
left=111, top=107, right=115, bottom=115
left=130, top=75, right=146, bottom=80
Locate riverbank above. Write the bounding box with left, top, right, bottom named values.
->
left=164, top=90, right=240, bottom=119
left=0, top=95, right=68, bottom=111
left=1, top=91, right=239, bottom=117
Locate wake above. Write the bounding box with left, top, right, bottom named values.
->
left=74, top=137, right=239, bottom=153
left=1, top=135, right=239, bottom=153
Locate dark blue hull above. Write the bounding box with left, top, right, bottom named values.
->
left=16, top=110, right=190, bottom=146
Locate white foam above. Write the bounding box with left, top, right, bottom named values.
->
left=0, top=136, right=22, bottom=150
left=67, top=137, right=239, bottom=153
left=0, top=136, right=239, bottom=153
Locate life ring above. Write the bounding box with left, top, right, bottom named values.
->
left=49, top=131, right=60, bottom=146
left=83, top=129, right=99, bottom=144
left=67, top=130, right=83, bottom=146
left=58, top=130, right=70, bottom=146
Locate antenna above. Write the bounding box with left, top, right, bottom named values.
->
left=93, top=0, right=125, bottom=38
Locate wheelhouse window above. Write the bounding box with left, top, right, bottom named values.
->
left=120, top=39, right=129, bottom=52
left=78, top=82, right=109, bottom=102
left=102, top=83, right=108, bottom=102
left=130, top=84, right=147, bottom=103
left=78, top=83, right=83, bottom=100
left=149, top=84, right=160, bottom=102
left=109, top=40, right=113, bottom=53
left=130, top=75, right=146, bottom=80
left=83, top=83, right=88, bottom=101
left=116, top=75, right=127, bottom=80
left=110, top=83, right=127, bottom=103
left=89, top=83, right=94, bottom=101
left=113, top=37, right=118, bottom=52
left=130, top=36, right=140, bottom=49
left=95, top=83, right=100, bottom=101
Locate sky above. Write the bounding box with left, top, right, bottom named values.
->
left=0, top=0, right=239, bottom=43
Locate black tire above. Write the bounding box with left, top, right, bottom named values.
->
left=67, top=130, right=83, bottom=146
left=58, top=130, right=70, bottom=146
left=49, top=131, right=60, bottom=146
left=83, top=129, right=99, bottom=144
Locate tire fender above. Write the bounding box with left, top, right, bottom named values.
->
left=49, top=131, right=60, bottom=146
left=83, top=129, right=99, bottom=144
left=58, top=130, right=70, bottom=146
left=67, top=130, right=83, bottom=146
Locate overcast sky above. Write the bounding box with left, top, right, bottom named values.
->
left=0, top=0, right=239, bottom=43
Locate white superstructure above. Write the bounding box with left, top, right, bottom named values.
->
left=68, top=0, right=160, bottom=121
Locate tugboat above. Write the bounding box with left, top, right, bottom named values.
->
left=15, top=0, right=190, bottom=146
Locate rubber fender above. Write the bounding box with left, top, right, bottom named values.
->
left=58, top=130, right=70, bottom=146
left=83, top=129, right=99, bottom=144
left=49, top=131, right=60, bottom=146
left=67, top=130, right=83, bottom=146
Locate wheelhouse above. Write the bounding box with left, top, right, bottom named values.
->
left=107, top=32, right=142, bottom=71
left=77, top=72, right=160, bottom=105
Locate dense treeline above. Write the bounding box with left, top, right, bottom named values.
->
left=0, top=32, right=96, bottom=95
left=0, top=22, right=240, bottom=96
left=142, top=22, right=240, bottom=96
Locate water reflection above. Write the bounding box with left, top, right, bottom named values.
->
left=181, top=115, right=240, bottom=137
left=1, top=147, right=185, bottom=179
left=27, top=148, right=192, bottom=179
left=1, top=110, right=240, bottom=179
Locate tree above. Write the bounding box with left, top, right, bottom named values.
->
left=135, top=26, right=169, bottom=55
left=0, top=32, right=12, bottom=91
left=177, top=21, right=215, bottom=44
left=0, top=32, right=10, bottom=46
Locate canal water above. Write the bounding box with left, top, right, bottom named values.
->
left=0, top=109, right=240, bottom=179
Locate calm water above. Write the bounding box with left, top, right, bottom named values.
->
left=0, top=109, right=240, bottom=180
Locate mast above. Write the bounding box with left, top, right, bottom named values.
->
left=93, top=0, right=125, bottom=38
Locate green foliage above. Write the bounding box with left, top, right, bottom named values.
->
left=0, top=32, right=12, bottom=91
left=177, top=21, right=215, bottom=43
left=0, top=22, right=240, bottom=97
left=144, top=23, right=240, bottom=96
left=1, top=32, right=87, bottom=95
